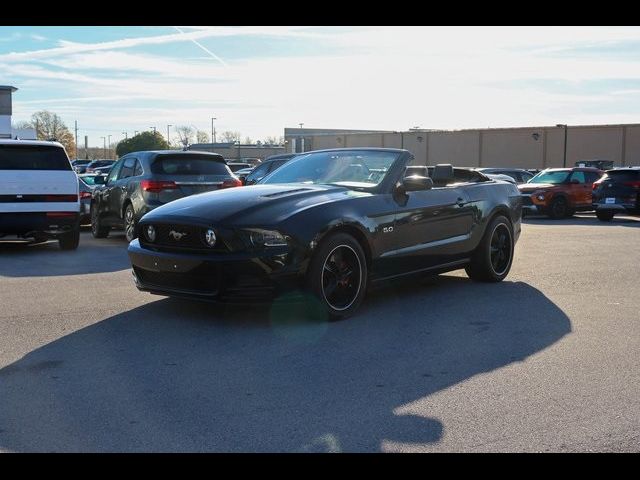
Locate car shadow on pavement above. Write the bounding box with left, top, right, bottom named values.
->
left=0, top=275, right=571, bottom=452
left=0, top=233, right=130, bottom=277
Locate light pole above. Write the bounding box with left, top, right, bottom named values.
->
left=167, top=124, right=172, bottom=147
left=556, top=124, right=568, bottom=168
left=107, top=135, right=112, bottom=159
left=298, top=123, right=304, bottom=129
left=211, top=117, right=217, bottom=143
left=134, top=131, right=139, bottom=136
left=122, top=131, right=127, bottom=140
left=150, top=127, right=157, bottom=135
left=100, top=136, right=106, bottom=159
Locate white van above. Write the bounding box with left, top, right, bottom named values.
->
left=0, top=139, right=80, bottom=249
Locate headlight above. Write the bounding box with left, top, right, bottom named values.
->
left=243, top=229, right=288, bottom=248
left=536, top=193, right=546, bottom=201
left=145, top=225, right=156, bottom=242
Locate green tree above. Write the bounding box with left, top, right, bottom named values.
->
left=22, top=111, right=77, bottom=158
left=115, top=131, right=169, bottom=157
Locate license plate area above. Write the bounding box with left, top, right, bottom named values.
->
left=605, top=197, right=616, bottom=204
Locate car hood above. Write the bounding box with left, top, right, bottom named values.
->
left=518, top=183, right=556, bottom=193
left=140, top=183, right=370, bottom=226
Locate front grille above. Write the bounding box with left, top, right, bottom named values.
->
left=521, top=195, right=533, bottom=206
left=139, top=223, right=227, bottom=252
left=134, top=266, right=219, bottom=295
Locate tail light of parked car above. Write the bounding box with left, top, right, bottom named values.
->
left=140, top=180, right=179, bottom=192
left=592, top=179, right=604, bottom=190
left=80, top=191, right=92, bottom=199
left=221, top=178, right=242, bottom=189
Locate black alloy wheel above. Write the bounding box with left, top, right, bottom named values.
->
left=124, top=204, right=137, bottom=242
left=489, top=223, right=512, bottom=276
left=321, top=245, right=362, bottom=312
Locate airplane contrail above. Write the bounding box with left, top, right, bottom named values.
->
left=173, top=26, right=228, bottom=67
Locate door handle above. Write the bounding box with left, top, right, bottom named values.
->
left=456, top=197, right=466, bottom=207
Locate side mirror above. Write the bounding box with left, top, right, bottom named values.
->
left=93, top=175, right=106, bottom=185
left=400, top=175, right=433, bottom=192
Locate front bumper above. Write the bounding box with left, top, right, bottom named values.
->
left=128, top=239, right=305, bottom=302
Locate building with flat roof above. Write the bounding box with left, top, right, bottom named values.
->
left=284, top=123, right=640, bottom=168
left=0, top=86, right=18, bottom=139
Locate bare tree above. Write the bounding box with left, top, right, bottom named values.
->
left=174, top=125, right=195, bottom=147
left=196, top=130, right=210, bottom=143
left=21, top=111, right=76, bottom=157
left=218, top=130, right=241, bottom=143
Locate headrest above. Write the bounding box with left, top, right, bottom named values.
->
left=432, top=164, right=454, bottom=181
left=405, top=166, right=428, bottom=177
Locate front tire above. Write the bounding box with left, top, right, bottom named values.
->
left=59, top=227, right=80, bottom=250
left=307, top=233, right=368, bottom=320
left=124, top=204, right=137, bottom=242
left=466, top=215, right=514, bottom=282
left=596, top=210, right=615, bottom=222
left=548, top=197, right=569, bottom=219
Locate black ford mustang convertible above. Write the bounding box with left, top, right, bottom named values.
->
left=128, top=148, right=522, bottom=319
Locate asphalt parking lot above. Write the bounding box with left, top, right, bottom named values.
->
left=1, top=215, right=639, bottom=452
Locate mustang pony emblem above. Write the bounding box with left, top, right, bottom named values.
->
left=169, top=230, right=188, bottom=241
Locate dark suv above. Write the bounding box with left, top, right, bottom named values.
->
left=243, top=153, right=298, bottom=185
left=592, top=167, right=640, bottom=221
left=91, top=150, right=241, bottom=241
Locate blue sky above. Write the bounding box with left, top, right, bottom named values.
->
left=2, top=26, right=640, bottom=147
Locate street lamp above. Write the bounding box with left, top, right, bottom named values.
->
left=211, top=117, right=217, bottom=143
left=122, top=131, right=127, bottom=140
left=556, top=124, right=568, bottom=168
left=100, top=136, right=106, bottom=159
left=134, top=130, right=139, bottom=136
left=167, top=124, right=172, bottom=146
left=150, top=127, right=157, bottom=135
left=298, top=123, right=304, bottom=129
left=107, top=135, right=112, bottom=159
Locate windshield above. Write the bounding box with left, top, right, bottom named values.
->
left=261, top=150, right=400, bottom=188
left=529, top=170, right=569, bottom=184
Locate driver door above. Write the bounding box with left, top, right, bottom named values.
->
left=101, top=158, right=124, bottom=224
left=384, top=186, right=474, bottom=276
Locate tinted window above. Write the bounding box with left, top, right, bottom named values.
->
left=151, top=155, right=230, bottom=175
left=521, top=172, right=534, bottom=182
left=268, top=160, right=287, bottom=172
left=246, top=163, right=270, bottom=182
left=133, top=160, right=143, bottom=176
left=119, top=157, right=136, bottom=179
left=570, top=171, right=587, bottom=183
left=585, top=171, right=602, bottom=183
left=602, top=170, right=640, bottom=182
left=106, top=160, right=123, bottom=184
left=0, top=145, right=71, bottom=171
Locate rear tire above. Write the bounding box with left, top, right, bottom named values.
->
left=307, top=232, right=368, bottom=321
left=91, top=204, right=109, bottom=238
left=548, top=197, right=569, bottom=219
left=596, top=210, right=615, bottom=222
left=59, top=227, right=80, bottom=250
left=466, top=215, right=514, bottom=282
